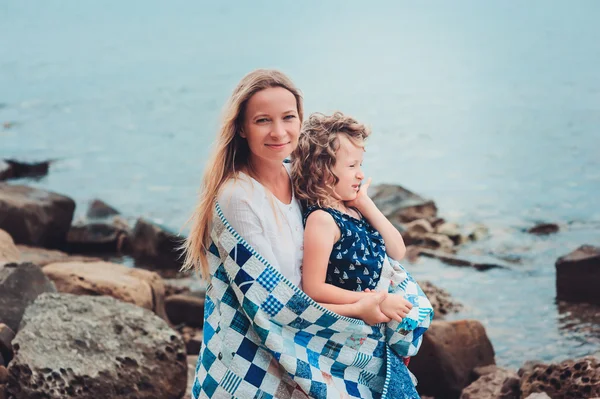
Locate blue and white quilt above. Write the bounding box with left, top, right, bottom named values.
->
left=192, top=202, right=433, bottom=399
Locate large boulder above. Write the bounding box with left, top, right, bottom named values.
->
left=555, top=245, right=600, bottom=305
left=0, top=262, right=56, bottom=332
left=6, top=293, right=187, bottom=399
left=0, top=184, right=75, bottom=248
left=0, top=324, right=15, bottom=366
left=130, top=218, right=184, bottom=270
left=370, top=184, right=438, bottom=224
left=43, top=261, right=167, bottom=320
left=460, top=365, right=520, bottom=399
left=409, top=320, right=495, bottom=399
left=519, top=356, right=600, bottom=399
left=0, top=230, right=19, bottom=267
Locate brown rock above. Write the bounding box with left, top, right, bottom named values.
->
left=186, top=355, right=198, bottom=399
left=65, top=220, right=130, bottom=254
left=404, top=219, right=434, bottom=234
left=0, top=161, right=13, bottom=181
left=0, top=229, right=19, bottom=267
left=460, top=366, right=520, bottom=399
left=419, top=249, right=506, bottom=271
left=2, top=160, right=50, bottom=179
left=370, top=184, right=438, bottom=223
left=409, top=319, right=495, bottom=399
left=418, top=281, right=463, bottom=318
left=130, top=218, right=184, bottom=270
left=0, top=184, right=75, bottom=249
left=0, top=263, right=57, bottom=332
left=0, top=366, right=7, bottom=384
left=16, top=245, right=101, bottom=268
left=86, top=199, right=120, bottom=219
left=519, top=356, right=600, bottom=399
left=178, top=326, right=203, bottom=355
left=165, top=294, right=205, bottom=328
left=43, top=261, right=167, bottom=320
left=0, top=324, right=15, bottom=366
left=556, top=245, right=600, bottom=305
left=527, top=223, right=559, bottom=235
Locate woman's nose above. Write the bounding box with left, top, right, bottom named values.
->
left=270, top=121, right=286, bottom=139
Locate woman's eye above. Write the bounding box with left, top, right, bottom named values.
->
left=284, top=115, right=296, bottom=120
left=256, top=118, right=269, bottom=123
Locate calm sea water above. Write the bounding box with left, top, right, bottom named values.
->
left=1, top=1, right=599, bottom=368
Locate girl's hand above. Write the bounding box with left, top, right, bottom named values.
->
left=379, top=293, right=413, bottom=323
left=353, top=292, right=391, bottom=325
left=345, top=177, right=373, bottom=211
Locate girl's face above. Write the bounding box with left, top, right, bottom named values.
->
left=242, top=87, right=301, bottom=166
left=331, top=134, right=365, bottom=202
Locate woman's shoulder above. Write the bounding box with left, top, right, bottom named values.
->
left=217, top=173, right=264, bottom=208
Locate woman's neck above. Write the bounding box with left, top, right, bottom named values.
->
left=246, top=157, right=286, bottom=187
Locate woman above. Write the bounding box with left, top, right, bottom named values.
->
left=182, top=69, right=429, bottom=399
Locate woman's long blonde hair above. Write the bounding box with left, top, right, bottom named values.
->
left=292, top=112, right=370, bottom=208
left=181, top=69, right=303, bottom=277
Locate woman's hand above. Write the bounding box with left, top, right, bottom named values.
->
left=353, top=292, right=391, bottom=325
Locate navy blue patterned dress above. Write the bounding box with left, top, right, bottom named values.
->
left=303, top=206, right=386, bottom=291
left=303, top=205, right=421, bottom=399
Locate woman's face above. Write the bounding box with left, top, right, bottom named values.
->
left=242, top=87, right=300, bottom=166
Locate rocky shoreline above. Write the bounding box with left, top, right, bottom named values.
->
left=1, top=175, right=598, bottom=398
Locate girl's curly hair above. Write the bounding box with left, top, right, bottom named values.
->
left=292, top=112, right=370, bottom=208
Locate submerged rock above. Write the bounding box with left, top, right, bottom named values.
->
left=527, top=223, right=559, bottom=235
left=555, top=245, right=600, bottom=305
left=7, top=293, right=187, bottom=399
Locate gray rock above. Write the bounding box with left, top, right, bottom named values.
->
left=0, top=184, right=75, bottom=248
left=556, top=245, right=600, bottom=305
left=0, top=262, right=56, bottom=332
left=7, top=293, right=187, bottom=399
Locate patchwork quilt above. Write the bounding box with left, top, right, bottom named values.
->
left=191, top=202, right=433, bottom=399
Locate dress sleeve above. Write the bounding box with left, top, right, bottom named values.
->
left=217, top=182, right=282, bottom=272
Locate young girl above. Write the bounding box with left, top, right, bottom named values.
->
left=292, top=112, right=421, bottom=398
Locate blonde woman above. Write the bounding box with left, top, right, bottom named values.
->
left=182, top=70, right=400, bottom=399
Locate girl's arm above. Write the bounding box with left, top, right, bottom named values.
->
left=302, top=210, right=368, bottom=305
left=318, top=293, right=390, bottom=325
left=347, top=178, right=406, bottom=261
